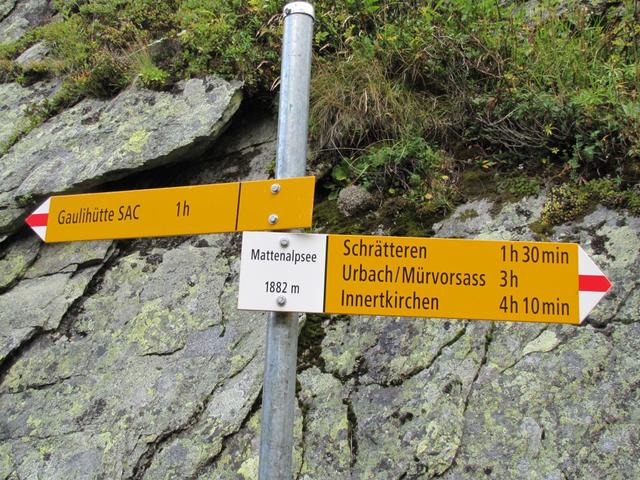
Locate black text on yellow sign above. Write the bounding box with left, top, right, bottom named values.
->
left=238, top=232, right=612, bottom=325
left=25, top=177, right=315, bottom=242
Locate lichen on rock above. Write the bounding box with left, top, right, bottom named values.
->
left=0, top=0, right=52, bottom=44
left=0, top=76, right=242, bottom=234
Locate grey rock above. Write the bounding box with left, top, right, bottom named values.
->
left=0, top=233, right=39, bottom=290
left=0, top=76, right=242, bottom=234
left=303, top=195, right=637, bottom=478
left=0, top=113, right=277, bottom=480
left=196, top=404, right=304, bottom=480
left=198, top=110, right=277, bottom=184
left=433, top=195, right=547, bottom=241
left=0, top=236, right=266, bottom=479
left=15, top=40, right=49, bottom=64
left=441, top=323, right=640, bottom=480
left=0, top=80, right=59, bottom=147
left=0, top=0, right=16, bottom=20
left=433, top=199, right=493, bottom=238
left=23, top=239, right=112, bottom=279
left=142, top=355, right=264, bottom=479
left=0, top=0, right=52, bottom=44
left=554, top=207, right=640, bottom=326
left=0, top=239, right=113, bottom=365
left=349, top=321, right=489, bottom=479
left=297, top=368, right=350, bottom=479
left=337, top=184, right=374, bottom=217
left=1, top=100, right=638, bottom=480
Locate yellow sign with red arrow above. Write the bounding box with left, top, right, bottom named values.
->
left=238, top=232, right=612, bottom=325
left=25, top=177, right=315, bottom=242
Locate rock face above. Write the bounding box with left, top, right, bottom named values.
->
left=0, top=110, right=276, bottom=480
left=14, top=40, right=49, bottom=64
left=0, top=238, right=113, bottom=366
left=0, top=0, right=52, bottom=44
left=0, top=80, right=59, bottom=147
left=0, top=97, right=639, bottom=478
left=0, top=76, right=242, bottom=234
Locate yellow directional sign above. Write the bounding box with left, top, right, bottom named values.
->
left=25, top=177, right=315, bottom=242
left=238, top=232, right=612, bottom=325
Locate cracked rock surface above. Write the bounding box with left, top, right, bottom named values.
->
left=0, top=76, right=242, bottom=234
left=0, top=99, right=638, bottom=479
left=0, top=0, right=51, bottom=44
left=0, top=238, right=113, bottom=366
left=0, top=81, right=60, bottom=148
left=191, top=195, right=639, bottom=479
left=0, top=111, right=276, bottom=480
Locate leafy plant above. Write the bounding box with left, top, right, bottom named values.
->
left=131, top=49, right=169, bottom=90
left=331, top=136, right=458, bottom=216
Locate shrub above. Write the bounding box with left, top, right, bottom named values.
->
left=175, top=0, right=279, bottom=88
left=311, top=44, right=429, bottom=151
left=0, top=59, right=20, bottom=82
left=131, top=49, right=169, bottom=90
left=331, top=136, right=458, bottom=215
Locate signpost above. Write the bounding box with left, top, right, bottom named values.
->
left=238, top=232, right=612, bottom=325
left=24, top=176, right=315, bottom=242
left=258, top=3, right=315, bottom=480
left=19, top=2, right=615, bottom=478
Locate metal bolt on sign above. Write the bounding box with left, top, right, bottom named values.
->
left=268, top=214, right=279, bottom=225
left=258, top=2, right=314, bottom=480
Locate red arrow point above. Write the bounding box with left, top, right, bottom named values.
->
left=25, top=198, right=51, bottom=242
left=25, top=213, right=49, bottom=228
left=578, top=246, right=613, bottom=323
left=579, top=274, right=612, bottom=293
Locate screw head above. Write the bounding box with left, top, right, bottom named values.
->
left=271, top=183, right=281, bottom=194
left=268, top=214, right=279, bottom=225
left=276, top=295, right=287, bottom=306
left=280, top=238, right=290, bottom=248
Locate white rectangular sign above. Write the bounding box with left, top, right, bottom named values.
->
left=238, top=231, right=327, bottom=313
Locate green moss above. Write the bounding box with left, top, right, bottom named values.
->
left=16, top=59, right=63, bottom=86
left=498, top=175, right=542, bottom=200
left=0, top=59, right=20, bottom=82
left=313, top=199, right=365, bottom=235
left=457, top=208, right=479, bottom=222
left=538, top=178, right=640, bottom=231
left=457, top=169, right=499, bottom=200
left=314, top=194, right=440, bottom=238
left=15, top=193, right=35, bottom=207
left=0, top=0, right=636, bottom=225
left=298, top=314, right=330, bottom=372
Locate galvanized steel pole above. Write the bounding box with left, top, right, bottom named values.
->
left=258, top=3, right=314, bottom=480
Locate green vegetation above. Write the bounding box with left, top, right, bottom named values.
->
left=331, top=136, right=458, bottom=216
left=0, top=0, right=638, bottom=228
left=131, top=50, right=169, bottom=89
left=538, top=178, right=640, bottom=230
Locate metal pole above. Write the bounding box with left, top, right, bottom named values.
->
left=258, top=3, right=314, bottom=480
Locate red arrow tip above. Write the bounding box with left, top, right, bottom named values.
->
left=579, top=274, right=612, bottom=293
left=25, top=213, right=48, bottom=228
